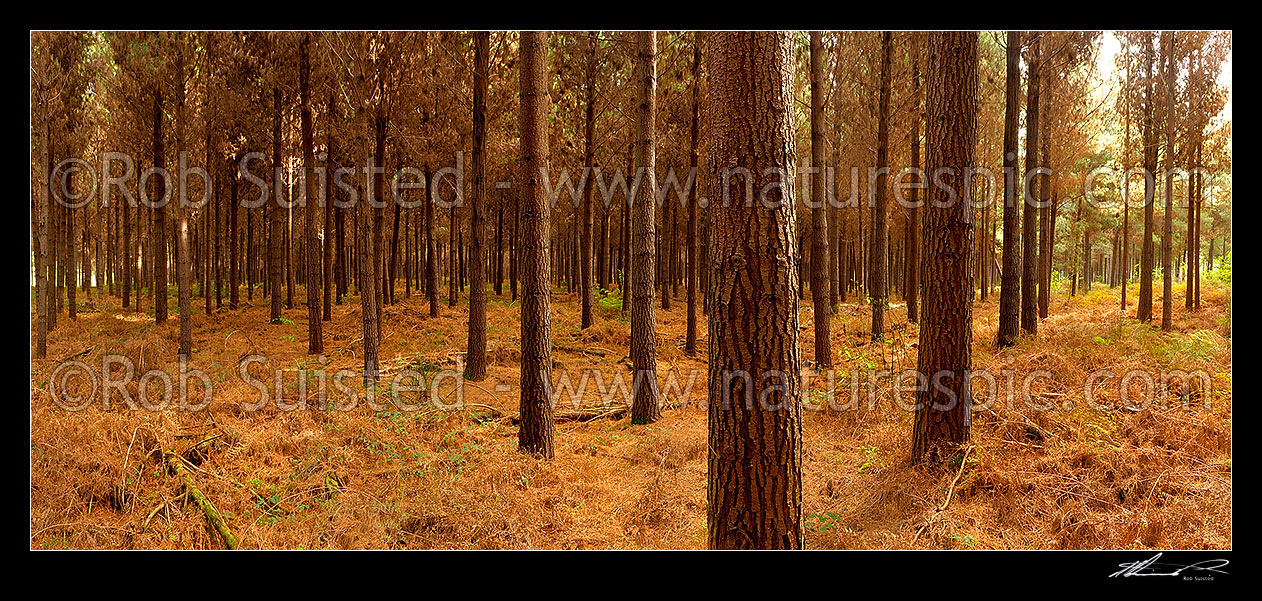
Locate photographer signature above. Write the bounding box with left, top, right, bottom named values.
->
left=1110, top=553, right=1229, bottom=578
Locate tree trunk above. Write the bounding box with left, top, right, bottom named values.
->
left=911, top=31, right=978, bottom=464
left=908, top=34, right=924, bottom=325
left=685, top=32, right=702, bottom=355
left=153, top=90, right=168, bottom=324
left=630, top=31, right=661, bottom=425
left=1160, top=31, right=1174, bottom=331
left=809, top=31, right=831, bottom=366
left=323, top=87, right=335, bottom=320
left=466, top=30, right=489, bottom=380
left=175, top=44, right=192, bottom=357
left=579, top=31, right=597, bottom=330
left=270, top=87, right=284, bottom=323
left=869, top=31, right=891, bottom=341
left=517, top=30, right=555, bottom=458
left=300, top=34, right=323, bottom=353
left=1138, top=33, right=1156, bottom=324
left=1019, top=33, right=1040, bottom=335
left=705, top=31, right=803, bottom=550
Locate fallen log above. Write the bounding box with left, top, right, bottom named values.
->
left=165, top=452, right=237, bottom=550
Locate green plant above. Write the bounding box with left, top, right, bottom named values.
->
left=805, top=511, right=843, bottom=532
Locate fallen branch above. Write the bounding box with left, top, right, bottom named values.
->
left=165, top=452, right=237, bottom=550
left=510, top=405, right=627, bottom=425
left=141, top=490, right=188, bottom=532
left=912, top=445, right=974, bottom=544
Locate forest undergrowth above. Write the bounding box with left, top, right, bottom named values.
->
left=30, top=278, right=1231, bottom=549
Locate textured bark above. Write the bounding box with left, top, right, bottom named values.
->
left=426, top=164, right=438, bottom=317
left=466, top=31, right=489, bottom=380
left=1037, top=68, right=1053, bottom=320
left=907, top=35, right=923, bottom=325
left=35, top=61, right=50, bottom=358
left=299, top=35, right=323, bottom=354
left=229, top=155, right=240, bottom=311
left=705, top=31, right=803, bottom=550
left=1020, top=33, right=1040, bottom=335
left=517, top=31, right=555, bottom=459
left=620, top=144, right=631, bottom=313
left=323, top=88, right=335, bottom=321
left=270, top=87, right=284, bottom=324
left=175, top=44, right=192, bottom=357
left=630, top=31, right=662, bottom=425
left=1160, top=31, right=1174, bottom=331
left=869, top=31, right=891, bottom=341
left=448, top=204, right=457, bottom=307
left=1138, top=34, right=1156, bottom=324
left=372, top=114, right=386, bottom=338
left=809, top=31, right=831, bottom=366
left=685, top=32, right=702, bottom=355
left=1121, top=37, right=1131, bottom=311
left=153, top=90, right=168, bottom=324
left=579, top=31, right=597, bottom=330
left=911, top=31, right=978, bottom=465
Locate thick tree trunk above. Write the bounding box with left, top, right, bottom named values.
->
left=517, top=30, right=555, bottom=458
left=466, top=31, right=489, bottom=380
left=630, top=31, right=661, bottom=425
left=705, top=31, right=803, bottom=550
left=911, top=31, right=978, bottom=465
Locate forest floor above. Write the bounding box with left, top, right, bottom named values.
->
left=30, top=276, right=1231, bottom=549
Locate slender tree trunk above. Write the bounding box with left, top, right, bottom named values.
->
left=300, top=34, right=323, bottom=353
left=1122, top=35, right=1131, bottom=310
left=1019, top=33, right=1040, bottom=335
left=175, top=44, right=192, bottom=357
left=324, top=88, right=335, bottom=320
left=270, top=87, right=284, bottom=323
left=869, top=31, right=891, bottom=341
left=1160, top=31, right=1174, bottom=331
left=908, top=35, right=924, bottom=325
left=358, top=64, right=380, bottom=383
left=426, top=164, right=438, bottom=317
left=1037, top=69, right=1053, bottom=319
left=809, top=31, right=831, bottom=366
left=153, top=91, right=168, bottom=324
left=579, top=30, right=598, bottom=330
left=685, top=32, right=702, bottom=355
left=1138, top=34, right=1157, bottom=324
left=620, top=144, right=631, bottom=313
left=35, top=72, right=50, bottom=358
